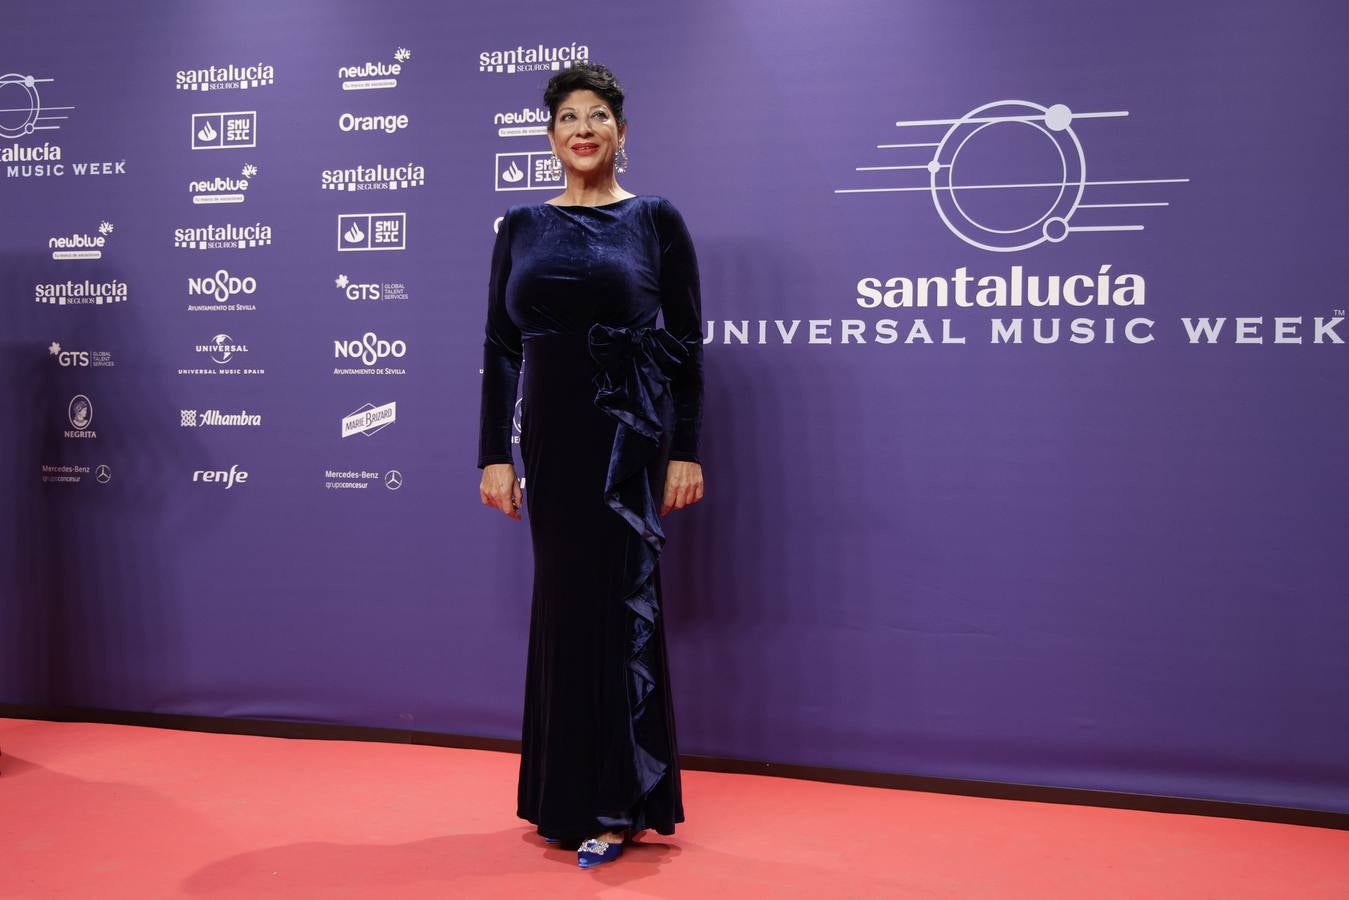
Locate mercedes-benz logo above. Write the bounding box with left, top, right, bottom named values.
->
left=95, top=464, right=111, bottom=484
left=384, top=469, right=403, bottom=491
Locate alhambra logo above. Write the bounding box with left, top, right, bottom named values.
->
left=176, top=63, right=275, bottom=92
left=339, top=47, right=411, bottom=91
left=190, top=163, right=258, bottom=204
left=478, top=42, right=589, bottom=74
left=321, top=161, right=425, bottom=192
left=834, top=99, right=1188, bottom=252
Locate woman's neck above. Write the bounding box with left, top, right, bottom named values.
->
left=552, top=173, right=632, bottom=207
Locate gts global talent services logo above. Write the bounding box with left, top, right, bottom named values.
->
left=49, top=341, right=115, bottom=368
left=334, top=273, right=409, bottom=302
left=176, top=62, right=275, bottom=92
left=190, top=163, right=258, bottom=204
left=321, top=161, right=424, bottom=192
left=192, top=111, right=256, bottom=150
left=339, top=47, right=411, bottom=91
left=479, top=42, right=588, bottom=74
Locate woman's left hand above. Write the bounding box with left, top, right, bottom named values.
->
left=662, top=460, right=704, bottom=516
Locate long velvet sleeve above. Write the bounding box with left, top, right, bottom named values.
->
left=477, top=211, right=522, bottom=468
left=655, top=198, right=704, bottom=463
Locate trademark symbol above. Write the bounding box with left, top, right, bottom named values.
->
left=1335, top=308, right=1345, bottom=317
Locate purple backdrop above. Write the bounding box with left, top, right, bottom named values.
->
left=3, top=0, right=1347, bottom=814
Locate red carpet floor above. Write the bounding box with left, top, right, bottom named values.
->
left=2, top=718, right=1346, bottom=898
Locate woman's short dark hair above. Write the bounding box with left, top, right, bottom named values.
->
left=544, top=62, right=625, bottom=131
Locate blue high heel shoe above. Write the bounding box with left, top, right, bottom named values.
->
left=577, top=836, right=624, bottom=868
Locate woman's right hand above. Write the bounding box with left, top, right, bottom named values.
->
left=480, top=463, right=523, bottom=520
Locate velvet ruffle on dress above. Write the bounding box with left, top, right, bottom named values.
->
left=477, top=195, right=703, bottom=839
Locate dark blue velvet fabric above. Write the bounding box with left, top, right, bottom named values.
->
left=477, top=195, right=703, bottom=468
left=477, top=196, right=703, bottom=839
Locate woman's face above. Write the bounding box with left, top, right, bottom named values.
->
left=548, top=89, right=625, bottom=177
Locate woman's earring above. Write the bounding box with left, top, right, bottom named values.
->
left=615, top=144, right=629, bottom=175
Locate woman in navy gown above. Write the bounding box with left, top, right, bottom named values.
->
left=477, top=62, right=705, bottom=869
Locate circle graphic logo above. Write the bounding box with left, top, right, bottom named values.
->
left=0, top=73, right=41, bottom=139
left=929, top=100, right=1084, bottom=252
left=95, top=464, right=112, bottom=484
left=384, top=469, right=403, bottom=491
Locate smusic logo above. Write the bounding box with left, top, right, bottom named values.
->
left=338, top=213, right=405, bottom=251
left=192, top=111, right=256, bottom=150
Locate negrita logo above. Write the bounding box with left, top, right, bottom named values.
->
left=176, top=62, right=275, bottom=92
left=192, top=111, right=256, bottom=150
left=339, top=47, right=411, bottom=90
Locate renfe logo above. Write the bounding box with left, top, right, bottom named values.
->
left=192, top=464, right=249, bottom=489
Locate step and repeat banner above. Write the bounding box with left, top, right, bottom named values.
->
left=3, top=1, right=1346, bottom=812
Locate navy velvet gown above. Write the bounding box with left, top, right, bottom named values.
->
left=477, top=195, right=703, bottom=839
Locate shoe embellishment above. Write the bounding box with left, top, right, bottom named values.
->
left=579, top=838, right=611, bottom=855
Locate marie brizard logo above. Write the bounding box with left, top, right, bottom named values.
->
left=342, top=401, right=396, bottom=437
left=834, top=99, right=1189, bottom=252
